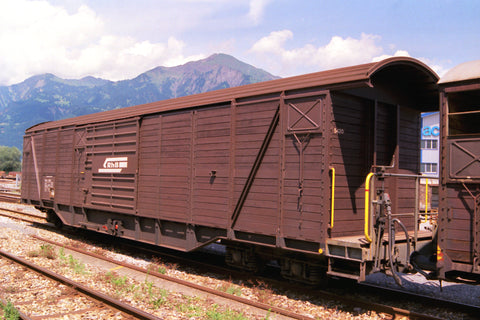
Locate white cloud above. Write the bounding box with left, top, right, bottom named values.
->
left=373, top=50, right=411, bottom=62
left=250, top=30, right=293, bottom=53
left=427, top=63, right=449, bottom=78
left=0, top=0, right=202, bottom=85
left=250, top=31, right=389, bottom=76
left=247, top=0, right=273, bottom=25
left=249, top=31, right=450, bottom=78
left=0, top=1, right=447, bottom=85
left=373, top=50, right=449, bottom=77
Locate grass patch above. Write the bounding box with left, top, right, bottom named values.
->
left=106, top=271, right=128, bottom=287
left=105, top=271, right=136, bottom=295
left=147, top=257, right=169, bottom=275
left=97, top=269, right=253, bottom=318
left=206, top=304, right=248, bottom=320
left=59, top=248, right=87, bottom=274
left=217, top=283, right=242, bottom=296
left=150, top=290, right=168, bottom=309
left=0, top=300, right=20, bottom=320
left=174, top=295, right=203, bottom=317
left=27, top=244, right=56, bottom=259
left=141, top=279, right=169, bottom=309
left=251, top=281, right=274, bottom=304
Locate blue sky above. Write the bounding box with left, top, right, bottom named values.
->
left=0, top=0, right=478, bottom=85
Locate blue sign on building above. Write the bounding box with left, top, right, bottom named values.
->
left=422, top=125, right=440, bottom=137
left=420, top=113, right=440, bottom=177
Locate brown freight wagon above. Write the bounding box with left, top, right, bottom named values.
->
left=437, top=60, right=480, bottom=280
left=21, top=57, right=439, bottom=283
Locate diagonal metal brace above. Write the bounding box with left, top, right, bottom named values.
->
left=230, top=106, right=280, bottom=228
left=288, top=100, right=320, bottom=131
left=452, top=142, right=480, bottom=176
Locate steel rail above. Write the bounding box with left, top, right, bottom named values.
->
left=0, top=206, right=45, bottom=219
left=34, top=234, right=457, bottom=320
left=0, top=207, right=46, bottom=224
left=1, top=207, right=472, bottom=319
left=31, top=234, right=315, bottom=320
left=0, top=192, right=21, bottom=203
left=0, top=248, right=159, bottom=320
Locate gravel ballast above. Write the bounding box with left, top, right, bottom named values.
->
left=1, top=202, right=479, bottom=319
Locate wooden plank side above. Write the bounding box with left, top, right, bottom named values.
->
left=157, top=111, right=193, bottom=222
left=399, top=107, right=421, bottom=172
left=329, top=92, right=372, bottom=237
left=233, top=100, right=280, bottom=235
left=82, top=118, right=138, bottom=214
left=54, top=128, right=74, bottom=205
left=445, top=238, right=473, bottom=263
left=281, top=94, right=326, bottom=241
left=191, top=104, right=231, bottom=226
left=442, top=184, right=476, bottom=265
left=138, top=114, right=163, bottom=218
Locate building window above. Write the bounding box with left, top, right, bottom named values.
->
left=420, top=163, right=437, bottom=174
left=421, top=139, right=438, bottom=149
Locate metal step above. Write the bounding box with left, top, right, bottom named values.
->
left=326, top=270, right=360, bottom=280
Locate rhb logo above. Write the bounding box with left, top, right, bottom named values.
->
left=98, top=157, right=128, bottom=173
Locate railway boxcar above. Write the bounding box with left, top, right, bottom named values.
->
left=436, top=60, right=480, bottom=280
left=21, top=57, right=439, bottom=283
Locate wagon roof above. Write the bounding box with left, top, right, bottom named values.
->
left=26, top=56, right=439, bottom=132
left=438, top=59, right=480, bottom=84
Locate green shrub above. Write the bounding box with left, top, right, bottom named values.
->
left=1, top=300, right=20, bottom=320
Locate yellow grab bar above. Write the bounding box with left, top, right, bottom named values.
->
left=364, top=172, right=375, bottom=243
left=424, top=178, right=429, bottom=223
left=330, top=167, right=335, bottom=228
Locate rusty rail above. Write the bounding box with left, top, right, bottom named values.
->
left=32, top=234, right=315, bottom=320
left=0, top=248, right=159, bottom=320
left=0, top=192, right=21, bottom=203
left=33, top=234, right=463, bottom=320
left=2, top=206, right=473, bottom=319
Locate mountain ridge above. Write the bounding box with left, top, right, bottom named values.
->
left=0, top=54, right=279, bottom=150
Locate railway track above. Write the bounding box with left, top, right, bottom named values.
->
left=0, top=205, right=46, bottom=224
left=0, top=191, right=21, bottom=204
left=0, top=204, right=308, bottom=319
left=0, top=248, right=158, bottom=319
left=0, top=202, right=478, bottom=319
left=30, top=234, right=316, bottom=320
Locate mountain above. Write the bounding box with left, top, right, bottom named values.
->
left=0, top=54, right=279, bottom=150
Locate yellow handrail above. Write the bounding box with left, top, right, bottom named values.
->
left=330, top=167, right=335, bottom=228
left=364, top=172, right=375, bottom=243
left=424, top=178, right=429, bottom=223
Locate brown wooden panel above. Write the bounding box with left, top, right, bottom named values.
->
left=232, top=100, right=280, bottom=234
left=54, top=128, right=74, bottom=204
left=332, top=220, right=364, bottom=235
left=281, top=98, right=325, bottom=241
left=329, top=92, right=373, bottom=237
left=445, top=249, right=472, bottom=263
left=399, top=107, right=421, bottom=171
left=446, top=238, right=472, bottom=255
left=191, top=105, right=231, bottom=226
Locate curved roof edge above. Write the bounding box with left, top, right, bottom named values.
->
left=25, top=121, right=51, bottom=132
left=438, top=60, right=480, bottom=84
left=367, top=56, right=439, bottom=81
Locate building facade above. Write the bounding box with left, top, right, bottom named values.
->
left=420, top=112, right=440, bottom=210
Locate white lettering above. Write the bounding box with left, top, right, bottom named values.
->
left=99, top=157, right=128, bottom=173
